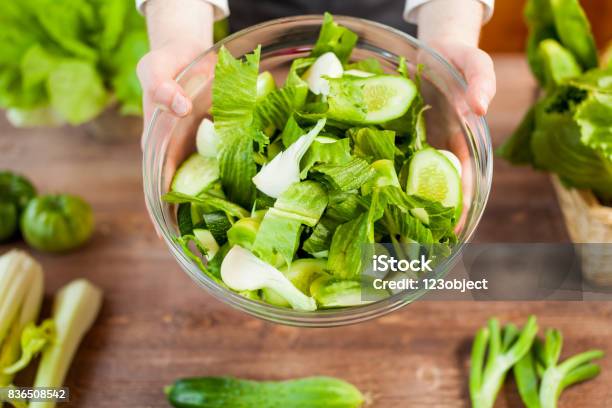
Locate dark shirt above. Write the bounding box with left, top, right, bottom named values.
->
left=228, top=0, right=417, bottom=35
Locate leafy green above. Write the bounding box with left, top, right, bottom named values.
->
left=213, top=46, right=261, bottom=208
left=163, top=192, right=250, bottom=219
left=348, top=127, right=397, bottom=162
left=345, top=58, right=385, bottom=75
left=303, top=217, right=340, bottom=258
left=252, top=209, right=303, bottom=266
left=301, top=137, right=352, bottom=177
left=0, top=0, right=148, bottom=125
left=313, top=158, right=375, bottom=191
left=501, top=0, right=612, bottom=202
left=255, top=84, right=308, bottom=130
left=575, top=92, right=612, bottom=160
left=327, top=213, right=369, bottom=280
left=2, top=320, right=54, bottom=375
left=311, top=12, right=358, bottom=63
left=273, top=181, right=328, bottom=227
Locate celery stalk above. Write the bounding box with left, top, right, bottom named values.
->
left=0, top=251, right=42, bottom=346
left=30, top=279, right=102, bottom=408
left=0, top=265, right=43, bottom=385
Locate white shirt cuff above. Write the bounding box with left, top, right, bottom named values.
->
left=136, top=0, right=230, bottom=21
left=404, top=0, right=494, bottom=24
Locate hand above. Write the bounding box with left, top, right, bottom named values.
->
left=416, top=0, right=496, bottom=115
left=137, top=39, right=212, bottom=130
left=429, top=40, right=496, bottom=116
left=137, top=0, right=215, bottom=147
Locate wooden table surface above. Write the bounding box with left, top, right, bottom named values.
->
left=2, top=55, right=611, bottom=407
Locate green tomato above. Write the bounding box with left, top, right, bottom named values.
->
left=21, top=194, right=94, bottom=252
left=0, top=171, right=36, bottom=211
left=0, top=201, right=18, bottom=242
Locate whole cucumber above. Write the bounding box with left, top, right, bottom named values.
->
left=167, top=376, right=364, bottom=408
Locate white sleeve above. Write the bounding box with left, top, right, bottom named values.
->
left=404, top=0, right=494, bottom=24
left=136, top=0, right=230, bottom=21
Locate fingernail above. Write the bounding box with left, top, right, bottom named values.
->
left=171, top=93, right=190, bottom=116
left=478, top=94, right=489, bottom=113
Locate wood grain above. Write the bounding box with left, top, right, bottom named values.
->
left=1, top=56, right=611, bottom=407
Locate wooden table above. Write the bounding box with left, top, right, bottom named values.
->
left=2, top=55, right=611, bottom=407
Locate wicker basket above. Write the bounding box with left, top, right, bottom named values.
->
left=551, top=176, right=612, bottom=286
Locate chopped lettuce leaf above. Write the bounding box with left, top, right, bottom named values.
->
left=213, top=46, right=261, bottom=208
left=348, top=127, right=397, bottom=162
left=252, top=208, right=303, bottom=266
left=311, top=12, right=358, bottom=63
left=345, top=58, right=385, bottom=75
left=281, top=115, right=305, bottom=147
left=313, top=157, right=376, bottom=191
left=300, top=137, right=352, bottom=177
left=163, top=191, right=250, bottom=219
left=274, top=181, right=328, bottom=227
left=326, top=191, right=368, bottom=222
left=303, top=217, right=340, bottom=258
left=255, top=84, right=308, bottom=130
left=327, top=213, right=369, bottom=280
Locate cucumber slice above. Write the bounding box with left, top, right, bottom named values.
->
left=257, top=71, right=276, bottom=100
left=202, top=212, right=231, bottom=245
left=196, top=118, right=219, bottom=158
left=193, top=229, right=219, bottom=259
left=177, top=203, right=194, bottom=236
left=406, top=148, right=462, bottom=216
left=357, top=75, right=417, bottom=124
left=171, top=153, right=219, bottom=196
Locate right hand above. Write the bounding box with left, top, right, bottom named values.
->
left=137, top=38, right=212, bottom=146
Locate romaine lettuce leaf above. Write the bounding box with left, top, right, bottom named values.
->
left=274, top=181, right=328, bottom=227
left=255, top=83, right=308, bottom=130
left=345, top=58, right=385, bottom=75
left=312, top=157, right=375, bottom=191
left=252, top=209, right=303, bottom=266
left=300, top=137, right=352, bottom=177
left=163, top=191, right=250, bottom=219
left=327, top=213, right=369, bottom=280
left=303, top=216, right=340, bottom=258
left=48, top=60, right=108, bottom=125
left=348, top=127, right=397, bottom=162
left=213, top=46, right=261, bottom=208
left=311, top=12, right=358, bottom=63
left=496, top=105, right=537, bottom=165
left=538, top=39, right=582, bottom=89
left=575, top=92, right=612, bottom=161
left=281, top=115, right=304, bottom=147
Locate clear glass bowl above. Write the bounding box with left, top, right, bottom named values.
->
left=143, top=15, right=492, bottom=327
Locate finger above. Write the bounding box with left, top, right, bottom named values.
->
left=457, top=49, right=496, bottom=116
left=137, top=52, right=193, bottom=117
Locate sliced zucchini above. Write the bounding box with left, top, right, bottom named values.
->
left=171, top=153, right=219, bottom=196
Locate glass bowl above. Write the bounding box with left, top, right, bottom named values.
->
left=143, top=15, right=492, bottom=327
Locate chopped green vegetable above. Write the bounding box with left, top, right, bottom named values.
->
left=171, top=154, right=219, bottom=196
left=311, top=12, right=358, bottom=63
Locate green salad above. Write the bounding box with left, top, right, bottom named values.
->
left=164, top=13, right=463, bottom=311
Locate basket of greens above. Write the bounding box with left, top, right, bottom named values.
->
left=144, top=14, right=492, bottom=325
left=498, top=0, right=612, bottom=285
